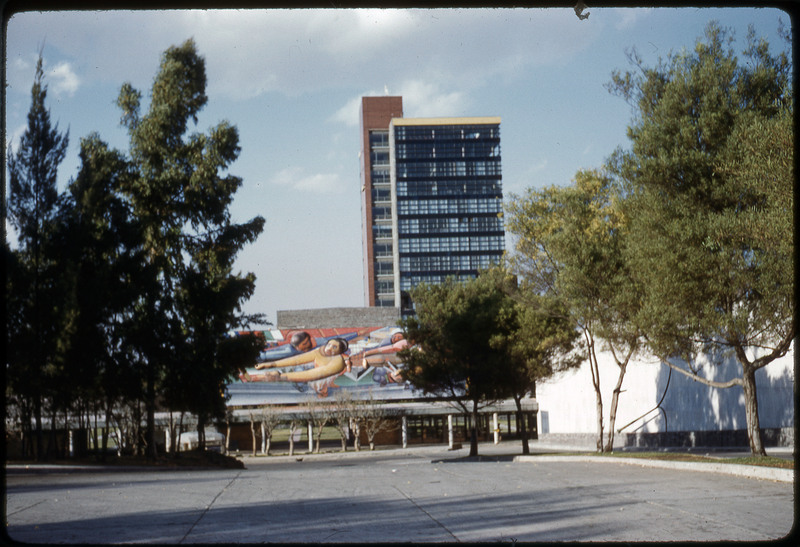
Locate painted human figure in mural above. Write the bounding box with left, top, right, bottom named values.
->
left=256, top=330, right=316, bottom=362
left=256, top=329, right=371, bottom=362
left=347, top=330, right=408, bottom=385
left=242, top=337, right=350, bottom=397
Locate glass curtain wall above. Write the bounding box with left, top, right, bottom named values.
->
left=393, top=122, right=504, bottom=314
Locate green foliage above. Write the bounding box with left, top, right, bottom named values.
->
left=609, top=21, right=793, bottom=363
left=401, top=266, right=581, bottom=455
left=401, top=271, right=521, bottom=455
left=510, top=288, right=583, bottom=392
left=507, top=169, right=636, bottom=336
left=506, top=168, right=642, bottom=451
left=401, top=273, right=518, bottom=404
left=5, top=41, right=264, bottom=459
left=113, top=39, right=266, bottom=444
left=6, top=53, right=71, bottom=459
left=57, top=134, right=152, bottom=417
left=7, top=55, right=69, bottom=245
left=607, top=21, right=792, bottom=455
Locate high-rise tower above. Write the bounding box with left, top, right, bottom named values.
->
left=360, top=98, right=504, bottom=315
left=360, top=96, right=404, bottom=308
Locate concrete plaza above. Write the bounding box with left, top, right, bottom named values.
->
left=5, top=441, right=795, bottom=543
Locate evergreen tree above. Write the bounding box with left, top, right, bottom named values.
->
left=57, top=134, right=152, bottom=455
left=115, top=40, right=265, bottom=455
left=401, top=272, right=520, bottom=457
left=6, top=53, right=69, bottom=460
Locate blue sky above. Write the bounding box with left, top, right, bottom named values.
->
left=4, top=7, right=790, bottom=326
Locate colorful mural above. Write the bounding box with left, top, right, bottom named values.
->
left=226, top=327, right=417, bottom=405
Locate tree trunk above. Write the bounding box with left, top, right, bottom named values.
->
left=585, top=330, right=605, bottom=452
left=604, top=361, right=628, bottom=453
left=34, top=398, right=43, bottom=461
left=741, top=365, right=767, bottom=456
left=250, top=414, right=258, bottom=456
left=48, top=409, right=58, bottom=459
left=514, top=396, right=530, bottom=455
left=353, top=421, right=361, bottom=452
left=102, top=406, right=111, bottom=457
left=146, top=364, right=157, bottom=460
left=469, top=400, right=479, bottom=457
left=177, top=413, right=184, bottom=454
left=288, top=421, right=296, bottom=456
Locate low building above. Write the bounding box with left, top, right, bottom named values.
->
left=223, top=307, right=538, bottom=452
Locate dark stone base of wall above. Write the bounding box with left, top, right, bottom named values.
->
left=537, top=427, right=794, bottom=450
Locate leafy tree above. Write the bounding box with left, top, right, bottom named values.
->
left=401, top=273, right=519, bottom=457
left=6, top=53, right=69, bottom=460
left=114, top=39, right=265, bottom=456
left=509, top=286, right=583, bottom=454
left=506, top=169, right=642, bottom=452
left=607, top=22, right=793, bottom=456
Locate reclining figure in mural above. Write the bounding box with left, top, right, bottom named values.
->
left=237, top=328, right=416, bottom=397
left=241, top=337, right=350, bottom=397
left=347, top=330, right=408, bottom=385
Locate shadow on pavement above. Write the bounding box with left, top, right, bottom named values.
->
left=7, top=486, right=628, bottom=543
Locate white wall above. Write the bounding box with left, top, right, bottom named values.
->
left=536, top=343, right=794, bottom=435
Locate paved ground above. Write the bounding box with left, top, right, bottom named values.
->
left=5, top=441, right=795, bottom=544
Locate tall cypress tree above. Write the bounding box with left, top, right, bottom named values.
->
left=6, top=53, right=69, bottom=460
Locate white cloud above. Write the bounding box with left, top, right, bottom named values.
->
left=612, top=8, right=653, bottom=30
left=325, top=9, right=417, bottom=55
left=13, top=56, right=32, bottom=71
left=398, top=80, right=470, bottom=118
left=8, top=9, right=599, bottom=103
left=529, top=158, right=549, bottom=173
left=330, top=95, right=367, bottom=127
left=5, top=123, right=28, bottom=154
left=48, top=62, right=81, bottom=97
left=270, top=166, right=344, bottom=194
left=329, top=80, right=471, bottom=128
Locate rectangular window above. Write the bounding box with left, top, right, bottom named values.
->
left=371, top=150, right=390, bottom=166
left=373, top=224, right=393, bottom=239
left=372, top=206, right=392, bottom=221
left=370, top=131, right=389, bottom=148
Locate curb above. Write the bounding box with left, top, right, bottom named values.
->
left=514, top=455, right=795, bottom=483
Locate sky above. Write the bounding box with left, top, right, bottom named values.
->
left=4, top=6, right=791, bottom=327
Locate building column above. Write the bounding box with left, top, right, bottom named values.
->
left=493, top=413, right=500, bottom=444
left=448, top=415, right=454, bottom=449
left=402, top=416, right=408, bottom=449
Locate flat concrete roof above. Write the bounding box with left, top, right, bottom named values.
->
left=228, top=398, right=538, bottom=421
left=391, top=116, right=501, bottom=126
left=276, top=307, right=401, bottom=329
